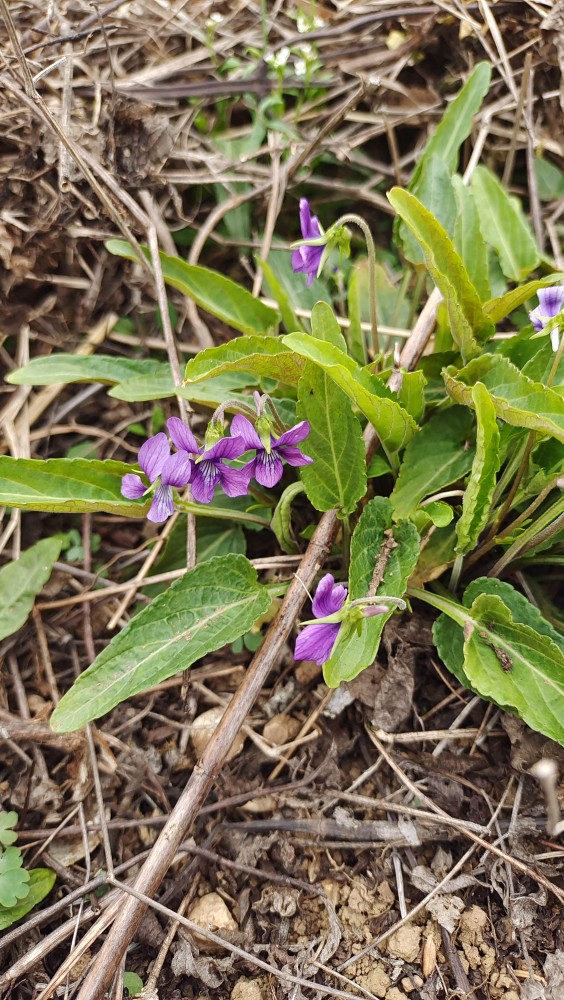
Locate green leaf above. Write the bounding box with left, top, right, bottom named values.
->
left=452, top=175, right=490, bottom=301
left=0, top=457, right=149, bottom=517
left=0, top=537, right=62, bottom=641
left=123, top=972, right=144, bottom=998
left=534, top=157, right=564, bottom=202
left=400, top=156, right=457, bottom=266
left=455, top=382, right=500, bottom=554
left=0, top=848, right=29, bottom=907
left=183, top=336, right=304, bottom=386
left=415, top=62, right=492, bottom=175
left=106, top=240, right=280, bottom=336
left=0, top=868, right=56, bottom=930
left=297, top=362, right=366, bottom=515
left=0, top=813, right=18, bottom=848
left=388, top=188, right=494, bottom=361
left=470, top=166, right=540, bottom=281
left=271, top=482, right=304, bottom=554
left=390, top=408, right=475, bottom=519
left=367, top=453, right=391, bottom=478
left=418, top=501, right=454, bottom=528
left=50, top=554, right=271, bottom=731
left=464, top=595, right=564, bottom=744
left=398, top=62, right=491, bottom=262
left=109, top=371, right=253, bottom=404
left=310, top=301, right=348, bottom=352
left=347, top=262, right=369, bottom=364
left=323, top=497, right=420, bottom=686
left=483, top=274, right=564, bottom=324
left=282, top=333, right=417, bottom=455
left=7, top=354, right=163, bottom=386
left=143, top=517, right=246, bottom=598
left=443, top=353, right=564, bottom=442
left=432, top=580, right=564, bottom=739
left=396, top=370, right=426, bottom=423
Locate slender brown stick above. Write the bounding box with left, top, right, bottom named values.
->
left=73, top=285, right=437, bottom=1000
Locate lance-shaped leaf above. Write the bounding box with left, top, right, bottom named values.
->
left=183, top=336, right=304, bottom=386
left=455, top=383, right=500, bottom=555
left=390, top=407, right=475, bottom=520
left=258, top=257, right=303, bottom=334
left=400, top=156, right=457, bottom=266
left=0, top=537, right=62, bottom=641
left=470, top=166, right=540, bottom=281
left=109, top=371, right=253, bottom=404
left=388, top=188, right=494, bottom=360
left=431, top=579, right=564, bottom=743
left=297, top=362, right=366, bottom=515
left=107, top=239, right=280, bottom=336
left=397, top=62, right=492, bottom=262
left=50, top=554, right=272, bottom=732
left=0, top=457, right=149, bottom=517
left=484, top=273, right=564, bottom=324
left=443, top=354, right=564, bottom=442
left=452, top=175, right=490, bottom=301
left=7, top=354, right=165, bottom=386
left=282, top=333, right=417, bottom=455
left=414, top=62, right=492, bottom=176
left=323, top=498, right=420, bottom=686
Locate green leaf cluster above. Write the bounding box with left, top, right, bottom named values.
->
left=0, top=812, right=55, bottom=929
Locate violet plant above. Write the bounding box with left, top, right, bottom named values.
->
left=2, top=60, right=564, bottom=748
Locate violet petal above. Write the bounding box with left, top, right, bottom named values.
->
left=121, top=473, right=147, bottom=499
left=299, top=198, right=321, bottom=241
left=537, top=285, right=564, bottom=318
left=204, top=436, right=247, bottom=461
left=230, top=414, right=263, bottom=451
left=147, top=484, right=174, bottom=523
left=160, top=452, right=192, bottom=488
left=294, top=621, right=341, bottom=665
left=167, top=416, right=200, bottom=455
left=191, top=461, right=219, bottom=504
left=278, top=445, right=313, bottom=468
left=254, top=450, right=284, bottom=488
left=276, top=420, right=311, bottom=447
left=217, top=464, right=253, bottom=498
left=312, top=573, right=348, bottom=618
left=138, top=433, right=169, bottom=482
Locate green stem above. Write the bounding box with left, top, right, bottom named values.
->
left=407, top=586, right=469, bottom=628
left=488, top=493, right=564, bottom=578
left=336, top=213, right=379, bottom=358
left=176, top=501, right=271, bottom=529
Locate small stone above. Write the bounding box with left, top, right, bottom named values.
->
left=190, top=706, right=245, bottom=761
left=263, top=713, right=301, bottom=746
left=357, top=964, right=390, bottom=997
left=231, top=978, right=264, bottom=1000
left=386, top=924, right=422, bottom=963
left=187, top=891, right=237, bottom=952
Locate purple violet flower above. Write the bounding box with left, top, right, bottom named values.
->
left=529, top=286, right=564, bottom=350
left=294, top=574, right=348, bottom=666
left=291, top=198, right=324, bottom=286
left=167, top=416, right=251, bottom=504
left=230, top=414, right=313, bottom=488
left=121, top=432, right=192, bottom=523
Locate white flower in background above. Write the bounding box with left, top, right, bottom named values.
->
left=265, top=46, right=291, bottom=69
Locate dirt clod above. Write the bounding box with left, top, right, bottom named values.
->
left=386, top=925, right=422, bottom=963
left=187, top=892, right=238, bottom=952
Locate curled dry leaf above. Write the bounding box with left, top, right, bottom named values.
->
left=190, top=706, right=245, bottom=761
